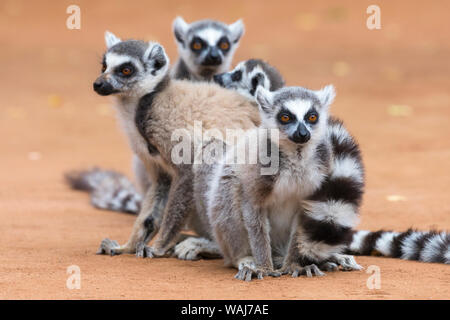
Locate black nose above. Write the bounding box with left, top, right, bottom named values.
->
left=93, top=79, right=115, bottom=96
left=292, top=124, right=311, bottom=144
left=210, top=49, right=220, bottom=59
left=202, top=48, right=222, bottom=66
left=93, top=80, right=103, bottom=90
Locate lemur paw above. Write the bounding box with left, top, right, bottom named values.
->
left=280, top=263, right=326, bottom=278
left=319, top=262, right=339, bottom=272
left=96, top=238, right=121, bottom=256
left=332, top=254, right=363, bottom=271
left=174, top=238, right=202, bottom=260
left=174, top=237, right=221, bottom=260
left=235, top=260, right=281, bottom=281
left=136, top=243, right=171, bottom=258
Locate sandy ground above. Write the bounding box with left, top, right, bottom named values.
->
left=0, top=0, right=449, bottom=299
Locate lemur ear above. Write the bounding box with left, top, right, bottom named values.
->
left=251, top=73, right=266, bottom=95
left=229, top=19, right=245, bottom=44
left=173, top=16, right=189, bottom=45
left=105, top=31, right=121, bottom=48
left=255, top=86, right=274, bottom=114
left=145, top=43, right=169, bottom=74
left=316, top=84, right=336, bottom=108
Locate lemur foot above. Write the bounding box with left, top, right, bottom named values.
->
left=174, top=237, right=221, bottom=260
left=135, top=242, right=146, bottom=258
left=280, top=263, right=325, bottom=278
left=320, top=262, right=339, bottom=272
left=136, top=243, right=172, bottom=258
left=235, top=258, right=281, bottom=281
left=96, top=238, right=122, bottom=256
left=332, top=253, right=363, bottom=271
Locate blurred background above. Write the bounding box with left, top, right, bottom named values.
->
left=0, top=0, right=449, bottom=299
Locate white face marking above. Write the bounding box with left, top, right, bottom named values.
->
left=283, top=100, right=313, bottom=124
left=175, top=25, right=238, bottom=79
left=276, top=100, right=313, bottom=138
left=196, top=28, right=224, bottom=46
left=374, top=232, right=400, bottom=256
left=105, top=44, right=169, bottom=99
left=105, top=53, right=142, bottom=73
left=276, top=98, right=328, bottom=145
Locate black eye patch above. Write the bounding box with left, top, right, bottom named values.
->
left=217, top=36, right=230, bottom=52
left=115, top=62, right=135, bottom=77
left=277, top=109, right=296, bottom=124
left=304, top=107, right=319, bottom=124
left=190, top=37, right=207, bottom=52
left=231, top=70, right=242, bottom=82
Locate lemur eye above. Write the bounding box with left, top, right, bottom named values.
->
left=280, top=114, right=291, bottom=123
left=219, top=41, right=229, bottom=50
left=308, top=114, right=318, bottom=123
left=192, top=41, right=202, bottom=51
left=121, top=67, right=133, bottom=76
left=102, top=64, right=107, bottom=73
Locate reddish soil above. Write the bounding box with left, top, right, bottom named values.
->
left=0, top=0, right=449, bottom=299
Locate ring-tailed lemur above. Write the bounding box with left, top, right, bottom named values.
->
left=178, top=63, right=450, bottom=268
left=213, top=59, right=285, bottom=100
left=66, top=18, right=245, bottom=215
left=203, top=85, right=365, bottom=280
left=172, top=17, right=244, bottom=81
left=89, top=36, right=264, bottom=258
left=70, top=41, right=450, bottom=267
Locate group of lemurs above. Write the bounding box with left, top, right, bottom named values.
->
left=67, top=17, right=449, bottom=281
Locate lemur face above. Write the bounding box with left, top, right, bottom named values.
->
left=93, top=31, right=169, bottom=97
left=173, top=17, right=244, bottom=78
left=213, top=59, right=285, bottom=100
left=256, top=85, right=335, bottom=144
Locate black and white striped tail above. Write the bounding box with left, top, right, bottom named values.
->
left=348, top=229, right=450, bottom=264
left=65, top=168, right=142, bottom=214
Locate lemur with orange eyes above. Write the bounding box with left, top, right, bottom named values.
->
left=66, top=17, right=245, bottom=215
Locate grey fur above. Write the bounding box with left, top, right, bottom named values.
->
left=90, top=35, right=265, bottom=262
left=65, top=168, right=141, bottom=214
left=205, top=85, right=365, bottom=280
left=214, top=59, right=285, bottom=100
left=271, top=87, right=321, bottom=107
left=172, top=17, right=245, bottom=81
left=348, top=229, right=449, bottom=264
left=109, top=40, right=148, bottom=62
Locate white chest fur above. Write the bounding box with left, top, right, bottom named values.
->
left=265, top=142, right=328, bottom=248
left=113, top=98, right=159, bottom=167
left=272, top=143, right=326, bottom=202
